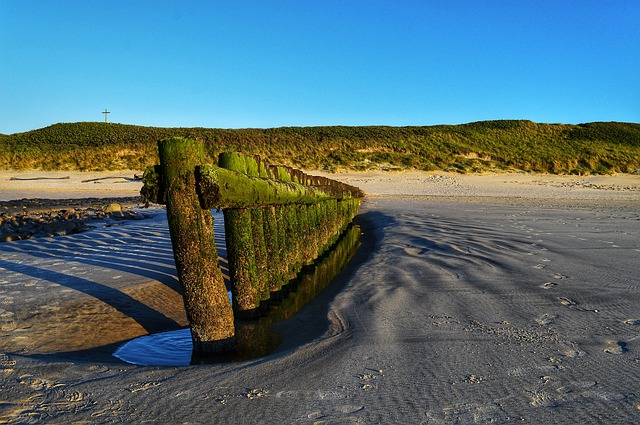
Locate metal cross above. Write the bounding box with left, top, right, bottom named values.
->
left=103, top=109, right=110, bottom=123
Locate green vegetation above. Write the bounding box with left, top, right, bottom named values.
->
left=1, top=120, right=639, bottom=174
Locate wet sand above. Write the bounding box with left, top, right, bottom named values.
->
left=1, top=171, right=640, bottom=423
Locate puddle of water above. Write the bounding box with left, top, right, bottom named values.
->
left=113, top=328, right=192, bottom=366
left=114, top=224, right=361, bottom=366
left=113, top=323, right=282, bottom=366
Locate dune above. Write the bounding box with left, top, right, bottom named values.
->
left=1, top=171, right=639, bottom=423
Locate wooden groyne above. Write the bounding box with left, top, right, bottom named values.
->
left=141, top=137, right=363, bottom=354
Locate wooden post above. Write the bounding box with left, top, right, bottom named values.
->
left=223, top=208, right=260, bottom=312
left=244, top=156, right=270, bottom=302
left=158, top=137, right=235, bottom=354
left=143, top=141, right=364, bottom=357
left=218, top=152, right=261, bottom=314
left=274, top=205, right=290, bottom=282
left=250, top=208, right=270, bottom=301
left=262, top=205, right=284, bottom=292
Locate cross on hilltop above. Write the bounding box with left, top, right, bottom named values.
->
left=102, top=109, right=110, bottom=123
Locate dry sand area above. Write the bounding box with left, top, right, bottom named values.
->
left=0, top=170, right=144, bottom=201
left=1, top=170, right=640, bottom=423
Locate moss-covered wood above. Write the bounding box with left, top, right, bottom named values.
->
left=250, top=208, right=269, bottom=301
left=144, top=148, right=363, bottom=207
left=140, top=164, right=164, bottom=206
left=158, top=137, right=235, bottom=354
left=262, top=205, right=285, bottom=292
left=242, top=155, right=270, bottom=301
left=274, top=205, right=290, bottom=282
left=223, top=208, right=260, bottom=312
left=145, top=139, right=363, bottom=351
left=198, top=165, right=354, bottom=209
left=219, top=152, right=268, bottom=314
left=284, top=204, right=302, bottom=280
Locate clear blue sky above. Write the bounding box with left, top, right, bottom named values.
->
left=1, top=1, right=638, bottom=134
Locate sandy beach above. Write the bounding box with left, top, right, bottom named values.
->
left=1, top=170, right=640, bottom=423
left=2, top=169, right=640, bottom=201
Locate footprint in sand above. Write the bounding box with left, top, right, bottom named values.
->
left=558, top=297, right=578, bottom=307
left=623, top=319, right=640, bottom=326
left=562, top=343, right=587, bottom=359
left=541, top=282, right=558, bottom=289
left=403, top=247, right=429, bottom=256
left=558, top=297, right=599, bottom=313
left=604, top=341, right=628, bottom=355
left=536, top=313, right=558, bottom=326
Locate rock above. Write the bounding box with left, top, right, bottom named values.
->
left=103, top=203, right=123, bottom=218
left=0, top=232, right=14, bottom=242
left=103, top=203, right=122, bottom=213
left=0, top=200, right=147, bottom=243
left=49, top=222, right=78, bottom=236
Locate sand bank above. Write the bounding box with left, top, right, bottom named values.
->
left=1, top=171, right=640, bottom=423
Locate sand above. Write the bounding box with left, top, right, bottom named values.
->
left=1, top=170, right=640, bottom=423
left=0, top=170, right=145, bottom=201
left=2, top=169, right=640, bottom=201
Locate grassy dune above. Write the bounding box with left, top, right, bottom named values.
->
left=1, top=120, right=639, bottom=174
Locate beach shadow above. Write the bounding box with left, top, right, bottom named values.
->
left=0, top=213, right=190, bottom=357
left=268, top=209, right=392, bottom=354
left=0, top=259, right=181, bottom=334
left=0, top=218, right=181, bottom=291
left=0, top=210, right=230, bottom=292
left=16, top=210, right=391, bottom=365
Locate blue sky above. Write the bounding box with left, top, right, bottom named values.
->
left=1, top=1, right=638, bottom=134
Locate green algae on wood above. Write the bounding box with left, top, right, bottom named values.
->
left=197, top=165, right=344, bottom=209
left=219, top=152, right=262, bottom=313
left=262, top=205, right=285, bottom=292
left=241, top=158, right=270, bottom=302
left=143, top=138, right=364, bottom=352
left=274, top=205, right=291, bottom=283
left=158, top=137, right=235, bottom=354
left=140, top=164, right=164, bottom=205
left=250, top=208, right=270, bottom=301
left=223, top=208, right=261, bottom=312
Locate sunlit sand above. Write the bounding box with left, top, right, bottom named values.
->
left=1, top=170, right=639, bottom=423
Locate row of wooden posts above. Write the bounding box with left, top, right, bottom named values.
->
left=142, top=138, right=363, bottom=354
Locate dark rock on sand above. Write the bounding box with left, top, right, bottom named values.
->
left=0, top=197, right=151, bottom=242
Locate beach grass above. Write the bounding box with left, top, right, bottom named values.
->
left=1, top=120, right=639, bottom=174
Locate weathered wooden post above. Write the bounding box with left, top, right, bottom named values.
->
left=245, top=156, right=270, bottom=302
left=218, top=152, right=262, bottom=315
left=262, top=205, right=285, bottom=292
left=144, top=140, right=364, bottom=355
left=158, top=137, right=235, bottom=354
left=274, top=205, right=291, bottom=281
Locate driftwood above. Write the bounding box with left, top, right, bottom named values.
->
left=80, top=176, right=137, bottom=183
left=10, top=176, right=70, bottom=181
